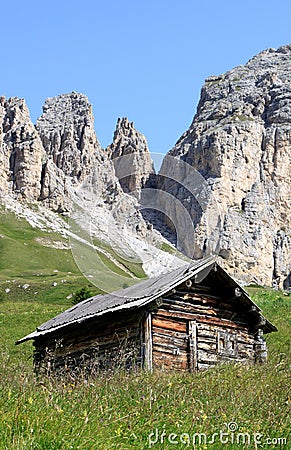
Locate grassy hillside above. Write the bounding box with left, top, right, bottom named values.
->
left=0, top=208, right=145, bottom=289
left=0, top=211, right=76, bottom=282
left=0, top=210, right=290, bottom=449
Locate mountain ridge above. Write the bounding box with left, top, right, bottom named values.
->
left=1, top=44, right=290, bottom=289
left=0, top=92, right=183, bottom=284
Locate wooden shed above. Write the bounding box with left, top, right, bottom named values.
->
left=16, top=256, right=277, bottom=375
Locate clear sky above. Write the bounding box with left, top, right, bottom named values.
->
left=1, top=0, right=290, bottom=157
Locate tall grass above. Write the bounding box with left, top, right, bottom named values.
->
left=0, top=287, right=290, bottom=449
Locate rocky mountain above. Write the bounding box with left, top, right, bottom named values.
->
left=158, top=44, right=291, bottom=289
left=0, top=92, right=181, bottom=284
left=0, top=96, right=44, bottom=200
left=0, top=44, right=290, bottom=289
left=35, top=92, right=125, bottom=213
left=108, top=117, right=155, bottom=199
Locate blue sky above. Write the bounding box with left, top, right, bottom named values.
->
left=1, top=0, right=290, bottom=158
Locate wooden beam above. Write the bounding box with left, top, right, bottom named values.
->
left=144, top=312, right=153, bottom=372
left=189, top=321, right=197, bottom=373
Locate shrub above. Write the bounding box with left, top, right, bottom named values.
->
left=71, top=286, right=92, bottom=305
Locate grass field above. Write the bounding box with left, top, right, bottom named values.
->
left=0, top=210, right=290, bottom=449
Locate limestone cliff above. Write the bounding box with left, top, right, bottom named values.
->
left=107, top=117, right=155, bottom=199
left=36, top=92, right=103, bottom=181
left=158, top=45, right=291, bottom=288
left=0, top=96, right=44, bottom=200
left=35, top=93, right=122, bottom=211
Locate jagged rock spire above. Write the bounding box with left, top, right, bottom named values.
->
left=36, top=92, right=104, bottom=181
left=108, top=117, right=155, bottom=198
left=0, top=96, right=44, bottom=200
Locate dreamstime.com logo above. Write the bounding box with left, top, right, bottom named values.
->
left=69, top=153, right=222, bottom=293
left=148, top=422, right=288, bottom=448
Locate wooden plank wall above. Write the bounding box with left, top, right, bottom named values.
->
left=34, top=312, right=144, bottom=376
left=152, top=286, right=256, bottom=371
left=152, top=315, right=188, bottom=371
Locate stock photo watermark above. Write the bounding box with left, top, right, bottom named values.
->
left=69, top=153, right=222, bottom=293
left=148, top=422, right=288, bottom=447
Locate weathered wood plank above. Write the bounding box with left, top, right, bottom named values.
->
left=163, top=296, right=234, bottom=313
left=152, top=334, right=187, bottom=349
left=170, top=291, right=235, bottom=307
left=155, top=309, right=248, bottom=330
left=153, top=350, right=188, bottom=359
left=153, top=353, right=188, bottom=371
left=162, top=299, right=219, bottom=316
left=198, top=341, right=217, bottom=351
left=196, top=327, right=218, bottom=339
left=197, top=350, right=219, bottom=364
left=152, top=327, right=187, bottom=340
left=152, top=350, right=187, bottom=361
left=152, top=317, right=187, bottom=332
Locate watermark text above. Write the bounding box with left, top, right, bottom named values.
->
left=148, top=422, right=287, bottom=447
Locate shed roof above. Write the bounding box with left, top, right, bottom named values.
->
left=16, top=256, right=277, bottom=344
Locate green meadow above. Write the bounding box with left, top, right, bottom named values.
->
left=0, top=210, right=290, bottom=449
